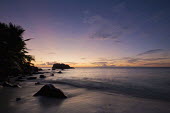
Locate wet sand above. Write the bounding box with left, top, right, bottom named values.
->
left=0, top=82, right=170, bottom=113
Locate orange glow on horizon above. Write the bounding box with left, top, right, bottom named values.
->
left=34, top=62, right=170, bottom=68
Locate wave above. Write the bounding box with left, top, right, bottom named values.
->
left=41, top=78, right=170, bottom=102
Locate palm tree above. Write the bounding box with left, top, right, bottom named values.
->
left=0, top=22, right=35, bottom=81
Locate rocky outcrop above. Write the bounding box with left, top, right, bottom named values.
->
left=39, top=75, right=46, bottom=78
left=57, top=71, right=62, bottom=74
left=2, top=81, right=21, bottom=88
left=33, top=84, right=67, bottom=98
left=27, top=77, right=37, bottom=80
left=35, top=82, right=41, bottom=85
left=16, top=97, right=21, bottom=101
left=52, top=63, right=74, bottom=70
left=16, top=76, right=26, bottom=82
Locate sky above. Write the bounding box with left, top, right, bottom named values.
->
left=1, top=0, right=170, bottom=67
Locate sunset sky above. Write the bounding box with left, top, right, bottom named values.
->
left=1, top=0, right=170, bottom=67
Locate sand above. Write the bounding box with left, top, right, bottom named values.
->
left=0, top=81, right=170, bottom=113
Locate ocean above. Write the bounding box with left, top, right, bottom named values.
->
left=40, top=67, right=170, bottom=101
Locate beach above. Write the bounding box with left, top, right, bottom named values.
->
left=1, top=68, right=170, bottom=113
left=1, top=82, right=170, bottom=113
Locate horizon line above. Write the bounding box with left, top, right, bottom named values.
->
left=38, top=66, right=170, bottom=68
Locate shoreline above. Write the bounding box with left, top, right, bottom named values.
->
left=1, top=80, right=170, bottom=113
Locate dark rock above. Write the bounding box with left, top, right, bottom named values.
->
left=33, top=72, right=44, bottom=74
left=33, top=84, right=67, bottom=98
left=27, top=77, right=37, bottom=80
left=35, top=82, right=41, bottom=85
left=2, top=81, right=21, bottom=88
left=27, top=74, right=33, bottom=76
left=38, top=68, right=43, bottom=71
left=16, top=98, right=21, bottom=101
left=13, top=84, right=21, bottom=88
left=16, top=79, right=25, bottom=82
left=2, top=81, right=13, bottom=87
left=57, top=71, right=62, bottom=74
left=31, top=66, right=39, bottom=74
left=44, top=72, right=50, bottom=73
left=52, top=63, right=74, bottom=70
left=18, top=77, right=23, bottom=79
left=16, top=76, right=26, bottom=82
left=39, top=75, right=46, bottom=78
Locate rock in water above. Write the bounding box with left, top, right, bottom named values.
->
left=27, top=77, right=37, bottom=80
left=16, top=98, right=21, bottom=101
left=2, top=81, right=21, bottom=88
left=13, top=84, right=21, bottom=88
left=39, top=75, right=46, bottom=78
left=2, top=81, right=13, bottom=87
left=57, top=71, right=62, bottom=74
left=52, top=63, right=74, bottom=70
left=16, top=79, right=25, bottom=82
left=35, top=82, right=41, bottom=85
left=16, top=77, right=26, bottom=82
left=33, top=84, right=67, bottom=98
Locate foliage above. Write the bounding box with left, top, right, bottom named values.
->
left=0, top=22, right=35, bottom=80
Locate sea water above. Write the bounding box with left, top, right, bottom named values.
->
left=41, top=67, right=170, bottom=101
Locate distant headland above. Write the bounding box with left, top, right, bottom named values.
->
left=52, top=63, right=74, bottom=70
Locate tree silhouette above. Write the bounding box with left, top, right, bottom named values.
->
left=0, top=22, right=35, bottom=81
